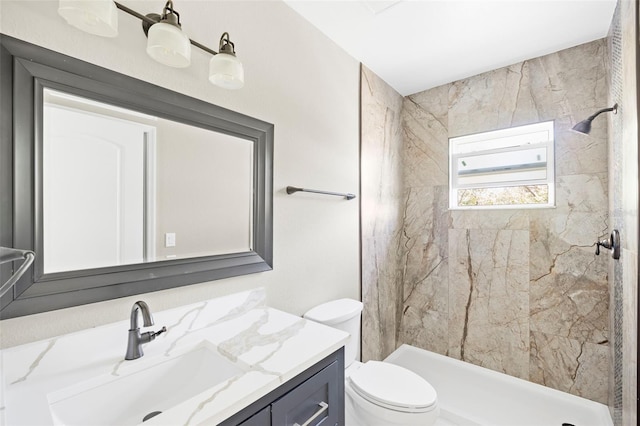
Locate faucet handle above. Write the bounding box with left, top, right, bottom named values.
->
left=153, top=326, right=167, bottom=338
left=139, top=326, right=167, bottom=345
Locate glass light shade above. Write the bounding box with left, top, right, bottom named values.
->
left=209, top=53, right=244, bottom=89
left=58, top=0, right=118, bottom=37
left=146, top=22, right=191, bottom=68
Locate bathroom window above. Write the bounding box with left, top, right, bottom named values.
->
left=449, top=121, right=555, bottom=209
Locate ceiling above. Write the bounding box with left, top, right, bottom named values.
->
left=284, top=0, right=617, bottom=96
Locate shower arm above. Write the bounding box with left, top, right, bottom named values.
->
left=586, top=105, right=617, bottom=121
left=0, top=247, right=36, bottom=298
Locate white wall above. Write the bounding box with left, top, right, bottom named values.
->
left=0, top=0, right=360, bottom=348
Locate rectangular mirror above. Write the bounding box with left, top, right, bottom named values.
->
left=0, top=35, right=273, bottom=319
left=43, top=89, right=254, bottom=273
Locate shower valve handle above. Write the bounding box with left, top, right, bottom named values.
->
left=595, top=230, right=620, bottom=259
left=595, top=240, right=610, bottom=255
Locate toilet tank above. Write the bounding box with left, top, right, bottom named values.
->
left=303, top=299, right=363, bottom=366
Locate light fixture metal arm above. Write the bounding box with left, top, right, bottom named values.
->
left=114, top=2, right=156, bottom=27
left=190, top=39, right=218, bottom=56
left=113, top=1, right=219, bottom=56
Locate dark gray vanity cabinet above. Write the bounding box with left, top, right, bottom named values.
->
left=236, top=407, right=270, bottom=426
left=220, top=348, right=345, bottom=426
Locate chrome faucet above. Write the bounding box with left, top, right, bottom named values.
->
left=125, top=301, right=167, bottom=360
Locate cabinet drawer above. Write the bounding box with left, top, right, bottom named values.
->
left=271, top=360, right=341, bottom=426
left=237, top=406, right=270, bottom=426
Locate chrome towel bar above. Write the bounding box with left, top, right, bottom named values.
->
left=0, top=247, right=36, bottom=298
left=286, top=186, right=356, bottom=200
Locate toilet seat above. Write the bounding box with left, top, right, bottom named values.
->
left=347, top=361, right=437, bottom=414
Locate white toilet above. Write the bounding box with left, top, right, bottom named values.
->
left=304, top=299, right=439, bottom=426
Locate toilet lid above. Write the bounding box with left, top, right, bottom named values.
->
left=348, top=361, right=437, bottom=412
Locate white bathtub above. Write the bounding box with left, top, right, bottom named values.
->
left=384, top=344, right=613, bottom=426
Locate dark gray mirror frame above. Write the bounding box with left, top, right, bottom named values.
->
left=0, top=35, right=274, bottom=319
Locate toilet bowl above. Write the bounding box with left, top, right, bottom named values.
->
left=345, top=360, right=439, bottom=426
left=304, top=299, right=439, bottom=426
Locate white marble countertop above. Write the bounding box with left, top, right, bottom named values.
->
left=0, top=289, right=349, bottom=425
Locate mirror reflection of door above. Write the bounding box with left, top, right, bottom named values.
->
left=41, top=88, right=254, bottom=275
left=43, top=95, right=156, bottom=273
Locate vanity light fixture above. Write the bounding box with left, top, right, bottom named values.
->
left=571, top=104, right=618, bottom=134
left=144, top=0, right=191, bottom=68
left=209, top=32, right=244, bottom=89
left=58, top=0, right=244, bottom=89
left=58, top=0, right=118, bottom=37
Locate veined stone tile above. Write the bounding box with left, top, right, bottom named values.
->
left=361, top=101, right=404, bottom=239
left=527, top=39, right=607, bottom=122
left=529, top=210, right=608, bottom=250
left=402, top=86, right=449, bottom=187
left=528, top=210, right=609, bottom=345
left=448, top=39, right=606, bottom=142
left=362, top=65, right=404, bottom=114
left=529, top=209, right=608, bottom=345
left=408, top=83, right=450, bottom=116
left=362, top=232, right=402, bottom=362
left=361, top=75, right=404, bottom=226
left=360, top=66, right=405, bottom=362
left=450, top=209, right=529, bottom=230
left=530, top=267, right=609, bottom=344
left=399, top=306, right=448, bottom=356
left=528, top=213, right=570, bottom=281
left=448, top=63, right=526, bottom=136
left=530, top=331, right=608, bottom=404
left=530, top=331, right=582, bottom=391
left=400, top=186, right=450, bottom=292
left=361, top=190, right=404, bottom=241
left=506, top=61, right=544, bottom=127
left=402, top=185, right=450, bottom=238
left=398, top=186, right=449, bottom=357
left=448, top=229, right=530, bottom=379
left=361, top=288, right=382, bottom=363
left=555, top=173, right=608, bottom=214
left=402, top=256, right=448, bottom=316
left=573, top=340, right=609, bottom=405
left=555, top=114, right=608, bottom=177
left=529, top=219, right=608, bottom=284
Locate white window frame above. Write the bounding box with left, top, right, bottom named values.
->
left=449, top=121, right=555, bottom=210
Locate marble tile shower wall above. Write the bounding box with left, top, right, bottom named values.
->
left=361, top=40, right=611, bottom=404
left=360, top=66, right=405, bottom=362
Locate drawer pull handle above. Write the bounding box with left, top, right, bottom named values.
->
left=294, top=401, right=329, bottom=426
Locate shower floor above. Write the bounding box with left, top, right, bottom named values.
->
left=384, top=344, right=613, bottom=426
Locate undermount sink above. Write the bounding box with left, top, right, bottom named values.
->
left=47, top=341, right=246, bottom=426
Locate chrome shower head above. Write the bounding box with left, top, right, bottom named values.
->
left=571, top=104, right=618, bottom=135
